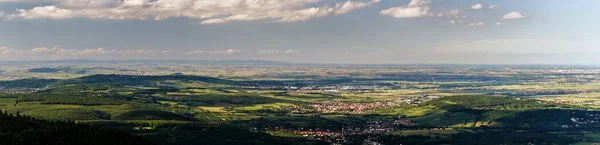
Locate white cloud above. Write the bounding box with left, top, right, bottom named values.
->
left=209, top=49, right=242, bottom=55
left=502, top=11, right=526, bottom=19
left=335, top=0, right=380, bottom=15
left=380, top=6, right=429, bottom=18
left=380, top=0, right=460, bottom=19
left=407, top=0, right=430, bottom=7
left=435, top=9, right=460, bottom=18
left=449, top=19, right=463, bottom=24
left=471, top=4, right=482, bottom=10
left=0, top=0, right=60, bottom=2
left=6, top=0, right=380, bottom=24
left=186, top=50, right=205, bottom=54
left=471, top=4, right=494, bottom=10
left=199, top=19, right=226, bottom=24
left=0, top=46, right=22, bottom=56
left=468, top=22, right=484, bottom=26
left=285, top=49, right=301, bottom=53
left=0, top=46, right=180, bottom=59
left=115, top=49, right=175, bottom=55
left=496, top=22, right=501, bottom=26
left=258, top=49, right=280, bottom=54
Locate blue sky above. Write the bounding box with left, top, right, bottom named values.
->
left=0, top=0, right=598, bottom=64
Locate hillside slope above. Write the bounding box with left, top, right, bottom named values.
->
left=0, top=110, right=155, bottom=145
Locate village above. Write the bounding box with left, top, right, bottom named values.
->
left=259, top=119, right=417, bottom=144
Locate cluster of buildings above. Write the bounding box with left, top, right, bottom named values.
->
left=0, top=87, right=43, bottom=94
left=564, top=112, right=600, bottom=128
left=263, top=120, right=416, bottom=144
left=288, top=85, right=388, bottom=95
left=396, top=95, right=442, bottom=104
left=288, top=101, right=393, bottom=114
left=283, top=95, right=444, bottom=114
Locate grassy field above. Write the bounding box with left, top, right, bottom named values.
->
left=385, top=129, right=459, bottom=136
left=486, top=82, right=600, bottom=90
left=0, top=98, right=16, bottom=106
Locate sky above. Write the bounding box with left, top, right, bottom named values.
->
left=0, top=0, right=599, bottom=64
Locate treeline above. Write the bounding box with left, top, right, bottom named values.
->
left=144, top=125, right=326, bottom=145
left=424, top=95, right=555, bottom=111
left=0, top=78, right=58, bottom=89
left=420, top=96, right=600, bottom=130
left=0, top=110, right=155, bottom=145
left=16, top=93, right=128, bottom=105
left=16, top=84, right=135, bottom=105
left=27, top=67, right=61, bottom=73
left=368, top=131, right=578, bottom=145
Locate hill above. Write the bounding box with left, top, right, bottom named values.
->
left=0, top=78, right=58, bottom=89
left=27, top=68, right=61, bottom=73
left=50, top=74, right=243, bottom=87
left=0, top=110, right=155, bottom=145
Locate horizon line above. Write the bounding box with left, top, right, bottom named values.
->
left=0, top=59, right=598, bottom=66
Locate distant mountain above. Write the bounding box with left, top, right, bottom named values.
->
left=0, top=78, right=59, bottom=88
left=28, top=67, right=61, bottom=73
left=0, top=59, right=290, bottom=65
left=50, top=74, right=243, bottom=87
left=0, top=74, right=287, bottom=89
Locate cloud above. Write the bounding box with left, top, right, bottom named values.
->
left=209, top=49, right=242, bottom=55
left=496, top=22, right=501, bottom=26
left=199, top=19, right=226, bottom=24
left=379, top=0, right=430, bottom=18
left=449, top=20, right=463, bottom=24
left=502, top=11, right=526, bottom=19
left=0, top=46, right=180, bottom=59
left=468, top=22, right=484, bottom=26
left=186, top=50, right=205, bottom=54
left=407, top=0, right=431, bottom=7
left=380, top=0, right=461, bottom=19
left=285, top=49, right=301, bottom=53
left=0, top=0, right=59, bottom=2
left=1, top=46, right=252, bottom=59
left=380, top=6, right=429, bottom=18
left=258, top=49, right=280, bottom=54
left=335, top=0, right=380, bottom=15
left=114, top=49, right=175, bottom=55
left=0, top=46, right=22, bottom=56
left=471, top=4, right=483, bottom=10
left=6, top=0, right=380, bottom=24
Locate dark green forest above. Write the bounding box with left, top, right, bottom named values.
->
left=0, top=110, right=154, bottom=145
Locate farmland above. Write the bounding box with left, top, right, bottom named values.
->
left=2, top=62, right=600, bottom=144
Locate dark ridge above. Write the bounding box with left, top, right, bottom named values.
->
left=50, top=74, right=242, bottom=87
left=27, top=67, right=60, bottom=73
left=0, top=78, right=59, bottom=89
left=113, top=110, right=196, bottom=121
left=0, top=110, right=156, bottom=145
